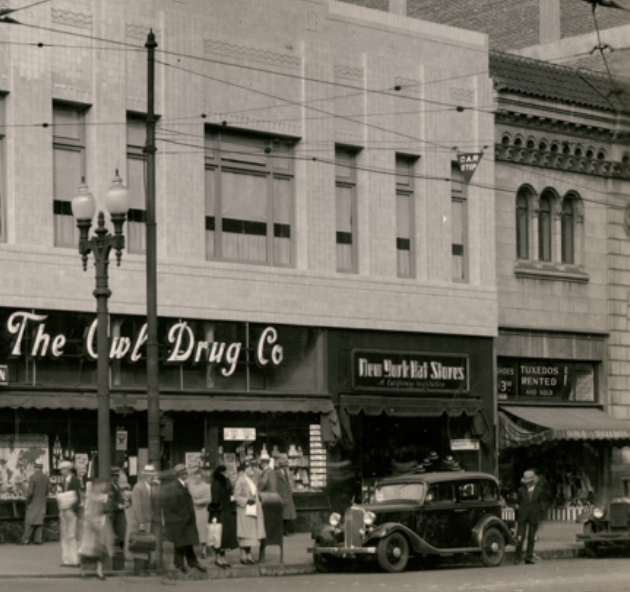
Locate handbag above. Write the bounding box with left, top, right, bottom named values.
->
left=56, top=490, right=78, bottom=510
left=245, top=502, right=257, bottom=517
left=207, top=520, right=223, bottom=548
left=129, top=531, right=157, bottom=553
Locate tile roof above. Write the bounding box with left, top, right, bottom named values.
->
left=489, top=51, right=629, bottom=113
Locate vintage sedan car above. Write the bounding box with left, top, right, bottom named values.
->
left=310, top=472, right=516, bottom=573
left=577, top=496, right=630, bottom=556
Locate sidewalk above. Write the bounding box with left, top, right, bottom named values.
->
left=0, top=522, right=585, bottom=579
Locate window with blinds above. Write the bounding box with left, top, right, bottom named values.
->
left=126, top=114, right=147, bottom=254
left=451, top=162, right=467, bottom=282
left=335, top=147, right=359, bottom=273
left=53, top=103, right=86, bottom=248
left=396, top=155, right=416, bottom=278
left=204, top=130, right=294, bottom=266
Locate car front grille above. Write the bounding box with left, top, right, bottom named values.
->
left=609, top=503, right=629, bottom=528
left=344, top=507, right=364, bottom=548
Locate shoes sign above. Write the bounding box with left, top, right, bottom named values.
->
left=457, top=152, right=483, bottom=184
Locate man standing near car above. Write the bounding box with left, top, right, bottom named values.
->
left=514, top=469, right=544, bottom=565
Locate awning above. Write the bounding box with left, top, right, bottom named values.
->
left=0, top=392, right=335, bottom=415
left=499, top=406, right=630, bottom=448
left=339, top=394, right=483, bottom=418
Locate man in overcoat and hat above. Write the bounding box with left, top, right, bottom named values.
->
left=21, top=461, right=50, bottom=545
left=514, top=469, right=544, bottom=565
left=162, top=463, right=206, bottom=574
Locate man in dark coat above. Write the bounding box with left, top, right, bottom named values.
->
left=22, top=461, right=50, bottom=545
left=162, top=464, right=206, bottom=574
left=276, top=459, right=297, bottom=534
left=257, top=458, right=278, bottom=493
left=514, top=469, right=545, bottom=565
left=110, top=467, right=127, bottom=550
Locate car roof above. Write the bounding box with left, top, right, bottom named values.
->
left=377, top=471, right=498, bottom=487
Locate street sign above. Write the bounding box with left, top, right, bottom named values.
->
left=457, top=152, right=483, bottom=184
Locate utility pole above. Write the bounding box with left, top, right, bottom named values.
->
left=145, top=29, right=162, bottom=570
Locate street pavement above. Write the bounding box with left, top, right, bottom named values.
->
left=0, top=558, right=628, bottom=592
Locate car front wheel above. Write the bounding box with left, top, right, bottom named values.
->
left=480, top=527, right=505, bottom=567
left=313, top=542, right=343, bottom=573
left=377, top=532, right=410, bottom=573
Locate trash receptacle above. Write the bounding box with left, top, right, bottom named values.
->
left=259, top=491, right=284, bottom=563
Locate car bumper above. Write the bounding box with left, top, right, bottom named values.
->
left=308, top=546, right=377, bottom=556
left=577, top=534, right=630, bottom=542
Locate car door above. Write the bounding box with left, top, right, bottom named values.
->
left=417, top=482, right=459, bottom=549
left=453, top=479, right=499, bottom=547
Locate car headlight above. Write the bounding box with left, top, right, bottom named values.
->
left=593, top=507, right=605, bottom=519
left=329, top=512, right=341, bottom=527
left=364, top=511, right=376, bottom=526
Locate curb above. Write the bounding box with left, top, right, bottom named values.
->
left=0, top=550, right=586, bottom=579
left=0, top=562, right=318, bottom=580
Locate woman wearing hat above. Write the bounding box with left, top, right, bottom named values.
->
left=187, top=467, right=211, bottom=559
left=208, top=464, right=238, bottom=568
left=233, top=459, right=266, bottom=564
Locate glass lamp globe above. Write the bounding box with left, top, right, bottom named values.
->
left=105, top=170, right=130, bottom=215
left=71, top=178, right=97, bottom=222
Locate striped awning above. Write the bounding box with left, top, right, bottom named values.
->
left=499, top=406, right=630, bottom=448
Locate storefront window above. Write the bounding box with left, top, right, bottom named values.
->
left=497, top=358, right=598, bottom=402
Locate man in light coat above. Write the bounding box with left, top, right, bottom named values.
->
left=21, top=461, right=50, bottom=545
left=58, top=461, right=81, bottom=567
left=129, top=464, right=157, bottom=576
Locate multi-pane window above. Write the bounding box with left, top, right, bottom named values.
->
left=451, top=162, right=467, bottom=281
left=53, top=103, right=85, bottom=247
left=561, top=198, right=574, bottom=264
left=335, top=147, right=358, bottom=273
left=205, top=130, right=293, bottom=266
left=516, top=191, right=529, bottom=259
left=126, top=114, right=146, bottom=254
left=396, top=155, right=415, bottom=278
left=538, top=193, right=552, bottom=262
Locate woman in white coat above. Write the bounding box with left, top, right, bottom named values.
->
left=233, top=459, right=266, bottom=564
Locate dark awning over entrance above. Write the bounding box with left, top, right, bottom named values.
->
left=339, top=395, right=483, bottom=418
left=0, top=392, right=334, bottom=415
left=499, top=406, right=630, bottom=448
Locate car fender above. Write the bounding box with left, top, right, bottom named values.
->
left=363, top=522, right=441, bottom=555
left=472, top=515, right=517, bottom=547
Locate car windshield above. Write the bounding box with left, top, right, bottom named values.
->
left=374, top=483, right=426, bottom=502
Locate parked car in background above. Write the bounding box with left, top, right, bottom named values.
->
left=309, top=472, right=516, bottom=573
left=577, top=496, right=630, bottom=557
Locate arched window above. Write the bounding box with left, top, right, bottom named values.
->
left=538, top=195, right=552, bottom=261
left=562, top=198, right=574, bottom=264
left=516, top=192, right=529, bottom=259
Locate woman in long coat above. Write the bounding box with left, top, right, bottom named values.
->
left=208, top=465, right=237, bottom=568
left=187, top=469, right=211, bottom=558
left=79, top=480, right=114, bottom=580
left=233, top=459, right=266, bottom=564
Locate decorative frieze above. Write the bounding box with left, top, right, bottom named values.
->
left=51, top=7, right=92, bottom=29
left=203, top=39, right=301, bottom=68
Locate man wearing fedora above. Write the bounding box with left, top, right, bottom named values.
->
left=514, top=469, right=544, bottom=565
left=162, top=463, right=206, bottom=575
left=21, top=461, right=50, bottom=545
left=58, top=461, right=81, bottom=567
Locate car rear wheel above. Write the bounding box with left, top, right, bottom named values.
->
left=480, top=527, right=505, bottom=567
left=377, top=532, right=409, bottom=573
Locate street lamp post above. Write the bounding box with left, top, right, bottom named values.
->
left=71, top=172, right=129, bottom=482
